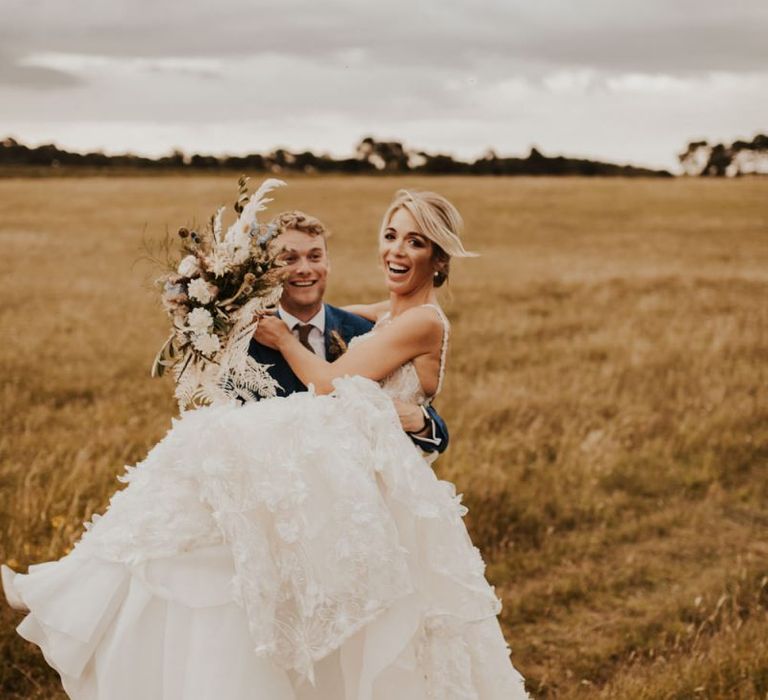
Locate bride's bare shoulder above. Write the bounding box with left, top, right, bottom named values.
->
left=341, top=300, right=390, bottom=322
left=386, top=305, right=444, bottom=345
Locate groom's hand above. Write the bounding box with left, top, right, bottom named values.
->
left=392, top=399, right=429, bottom=434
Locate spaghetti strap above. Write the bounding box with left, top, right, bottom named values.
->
left=419, top=303, right=450, bottom=400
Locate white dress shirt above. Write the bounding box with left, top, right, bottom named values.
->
left=278, top=305, right=326, bottom=357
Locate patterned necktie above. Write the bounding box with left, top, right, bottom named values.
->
left=295, top=323, right=316, bottom=354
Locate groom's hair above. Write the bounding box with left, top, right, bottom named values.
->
left=270, top=211, right=330, bottom=243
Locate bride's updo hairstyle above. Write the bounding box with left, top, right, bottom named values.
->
left=380, top=189, right=477, bottom=288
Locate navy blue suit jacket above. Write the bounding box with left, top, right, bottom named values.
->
left=247, top=304, right=449, bottom=453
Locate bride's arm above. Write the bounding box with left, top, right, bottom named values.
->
left=340, top=300, right=390, bottom=322
left=254, top=307, right=441, bottom=394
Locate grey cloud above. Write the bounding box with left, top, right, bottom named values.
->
left=1, top=0, right=765, bottom=172
left=0, top=52, right=83, bottom=88
left=2, top=0, right=766, bottom=75
left=510, top=18, right=768, bottom=74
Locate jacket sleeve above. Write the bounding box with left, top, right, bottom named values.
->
left=407, top=405, right=449, bottom=454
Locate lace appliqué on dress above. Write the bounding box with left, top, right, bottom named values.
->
left=66, top=305, right=528, bottom=696
left=348, top=303, right=450, bottom=407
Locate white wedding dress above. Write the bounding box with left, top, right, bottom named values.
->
left=3, top=305, right=528, bottom=699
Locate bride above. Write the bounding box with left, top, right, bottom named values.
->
left=3, top=189, right=528, bottom=699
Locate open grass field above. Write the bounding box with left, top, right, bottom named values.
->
left=1, top=174, right=767, bottom=699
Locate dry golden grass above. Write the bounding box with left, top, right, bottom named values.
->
left=1, top=175, right=767, bottom=699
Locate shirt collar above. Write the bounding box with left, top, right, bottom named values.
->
left=279, top=304, right=326, bottom=333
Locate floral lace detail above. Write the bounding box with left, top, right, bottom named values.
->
left=66, top=305, right=529, bottom=696
left=417, top=618, right=476, bottom=700
left=74, top=378, right=516, bottom=690
left=348, top=303, right=450, bottom=406
left=79, top=380, right=419, bottom=679
left=416, top=614, right=528, bottom=699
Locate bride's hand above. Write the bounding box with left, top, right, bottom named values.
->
left=253, top=314, right=292, bottom=350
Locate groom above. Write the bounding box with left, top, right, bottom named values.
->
left=248, top=210, right=449, bottom=455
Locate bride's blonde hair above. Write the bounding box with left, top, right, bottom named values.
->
left=379, top=190, right=476, bottom=287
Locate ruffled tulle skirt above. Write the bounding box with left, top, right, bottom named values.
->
left=3, top=377, right=528, bottom=699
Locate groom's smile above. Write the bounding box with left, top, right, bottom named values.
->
left=289, top=280, right=317, bottom=287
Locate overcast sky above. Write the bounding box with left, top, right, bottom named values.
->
left=1, top=0, right=766, bottom=170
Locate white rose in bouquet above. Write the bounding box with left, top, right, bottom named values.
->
left=178, top=255, right=200, bottom=277
left=188, top=278, right=216, bottom=304
left=192, top=332, right=221, bottom=357
left=186, top=307, right=214, bottom=333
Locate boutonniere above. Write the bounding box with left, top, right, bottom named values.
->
left=328, top=330, right=348, bottom=361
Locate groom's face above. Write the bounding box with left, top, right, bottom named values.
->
left=278, top=229, right=330, bottom=317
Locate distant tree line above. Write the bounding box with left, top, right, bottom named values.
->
left=678, top=134, right=768, bottom=177
left=0, top=136, right=673, bottom=177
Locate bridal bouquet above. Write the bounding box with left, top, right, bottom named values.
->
left=152, top=176, right=286, bottom=409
